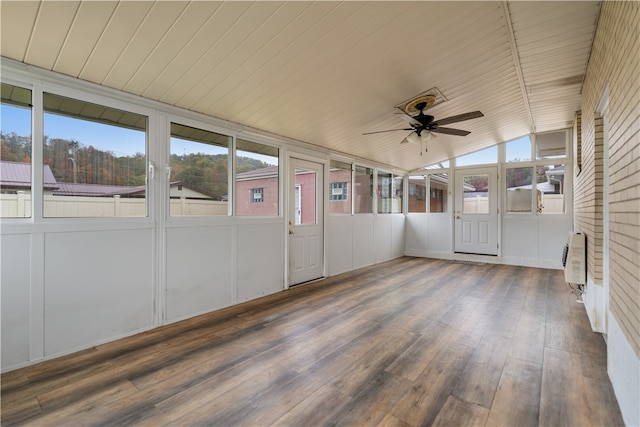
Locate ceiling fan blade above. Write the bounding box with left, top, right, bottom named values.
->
left=431, top=127, right=471, bottom=136
left=395, top=112, right=421, bottom=126
left=435, top=111, right=484, bottom=126
left=363, top=128, right=412, bottom=135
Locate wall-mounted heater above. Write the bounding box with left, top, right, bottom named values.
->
left=562, top=232, right=586, bottom=300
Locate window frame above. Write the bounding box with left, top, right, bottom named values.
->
left=41, top=90, right=150, bottom=219
left=328, top=159, right=353, bottom=215
left=234, top=136, right=281, bottom=217
left=168, top=120, right=232, bottom=218
left=1, top=81, right=34, bottom=219
left=354, top=164, right=374, bottom=214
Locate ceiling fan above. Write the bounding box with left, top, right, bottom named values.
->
left=363, top=99, right=484, bottom=151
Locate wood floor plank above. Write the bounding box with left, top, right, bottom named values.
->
left=324, top=371, right=411, bottom=427
left=271, top=384, right=352, bottom=427
left=508, top=312, right=546, bottom=365
left=451, top=333, right=512, bottom=409
left=385, top=321, right=456, bottom=381
left=485, top=357, right=542, bottom=427
left=0, top=257, right=624, bottom=427
left=389, top=341, right=476, bottom=426
left=431, top=395, right=490, bottom=427
left=539, top=347, right=592, bottom=426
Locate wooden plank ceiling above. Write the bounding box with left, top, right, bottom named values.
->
left=1, top=1, right=600, bottom=171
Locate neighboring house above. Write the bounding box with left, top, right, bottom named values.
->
left=0, top=161, right=59, bottom=193
left=1, top=160, right=215, bottom=199
left=235, top=165, right=279, bottom=217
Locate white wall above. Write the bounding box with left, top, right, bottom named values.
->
left=326, top=214, right=405, bottom=277
left=608, top=314, right=640, bottom=427
left=405, top=213, right=570, bottom=269
left=1, top=224, right=156, bottom=369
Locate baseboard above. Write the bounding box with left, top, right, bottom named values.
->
left=404, top=250, right=562, bottom=270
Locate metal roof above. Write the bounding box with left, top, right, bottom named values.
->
left=0, top=161, right=58, bottom=189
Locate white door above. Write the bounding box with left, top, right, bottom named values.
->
left=454, top=167, right=498, bottom=255
left=288, top=158, right=324, bottom=285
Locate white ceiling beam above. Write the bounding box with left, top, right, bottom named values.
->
left=502, top=1, right=536, bottom=134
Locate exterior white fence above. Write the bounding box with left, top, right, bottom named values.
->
left=1, top=193, right=228, bottom=217
left=1, top=192, right=563, bottom=218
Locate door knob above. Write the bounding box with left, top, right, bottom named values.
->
left=456, top=216, right=461, bottom=219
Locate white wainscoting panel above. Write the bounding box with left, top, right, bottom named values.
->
left=165, top=225, right=234, bottom=322
left=1, top=233, right=31, bottom=369
left=44, top=229, right=154, bottom=357
left=391, top=214, right=405, bottom=259
left=352, top=215, right=375, bottom=269
left=237, top=222, right=284, bottom=301
left=375, top=215, right=393, bottom=263
left=327, top=215, right=354, bottom=276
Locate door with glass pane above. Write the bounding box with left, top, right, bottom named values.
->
left=288, top=158, right=324, bottom=285
left=454, top=167, right=498, bottom=255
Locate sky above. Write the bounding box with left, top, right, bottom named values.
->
left=2, top=104, right=276, bottom=164
left=455, top=135, right=532, bottom=167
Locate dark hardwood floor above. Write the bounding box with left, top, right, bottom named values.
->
left=1, top=257, right=624, bottom=426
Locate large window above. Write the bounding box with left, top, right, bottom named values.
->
left=456, top=145, right=497, bottom=167
left=506, top=166, right=536, bottom=213
left=43, top=93, right=147, bottom=217
left=170, top=122, right=230, bottom=216
left=1, top=83, right=32, bottom=218
left=429, top=173, right=448, bottom=213
left=537, top=164, right=565, bottom=214
left=408, top=176, right=426, bottom=213
left=235, top=139, right=279, bottom=216
left=506, top=136, right=532, bottom=162
left=354, top=165, right=373, bottom=214
left=329, top=160, right=351, bottom=214
left=377, top=171, right=402, bottom=214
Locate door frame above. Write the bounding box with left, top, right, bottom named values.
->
left=286, top=155, right=326, bottom=288
left=453, top=166, right=500, bottom=256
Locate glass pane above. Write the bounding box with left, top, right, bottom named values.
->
left=506, top=136, right=532, bottom=162
left=295, top=169, right=316, bottom=224
left=506, top=167, right=534, bottom=213
left=377, top=171, right=392, bottom=214
left=43, top=93, right=147, bottom=218
left=462, top=174, right=489, bottom=214
left=329, top=160, right=351, bottom=214
left=429, top=173, right=448, bottom=213
left=354, top=165, right=373, bottom=214
left=236, top=139, right=279, bottom=216
left=408, top=176, right=426, bottom=213
left=1, top=84, right=32, bottom=218
left=536, top=131, right=566, bottom=159
left=456, top=146, right=497, bottom=167
left=376, top=172, right=402, bottom=214
left=423, top=160, right=450, bottom=170
left=170, top=123, right=231, bottom=216
left=537, top=164, right=565, bottom=213
left=392, top=175, right=403, bottom=213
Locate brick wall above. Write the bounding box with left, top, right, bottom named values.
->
left=577, top=1, right=640, bottom=356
